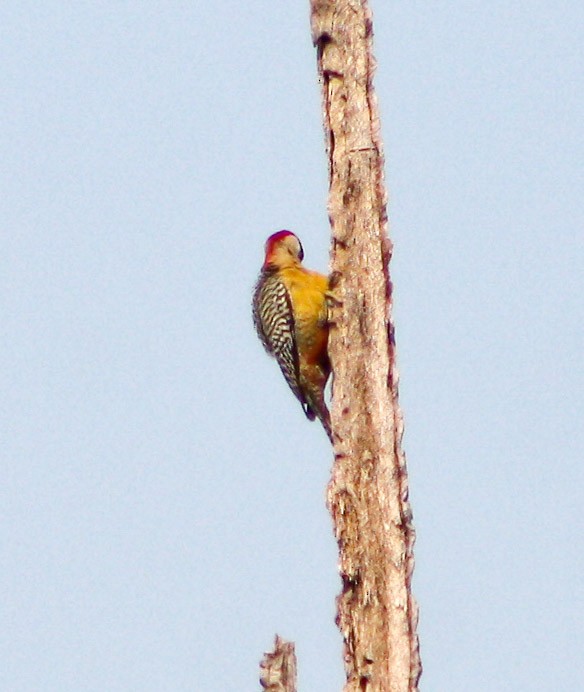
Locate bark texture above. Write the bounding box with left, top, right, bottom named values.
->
left=259, top=635, right=297, bottom=692
left=310, top=1, right=421, bottom=689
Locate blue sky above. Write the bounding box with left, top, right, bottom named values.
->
left=1, top=2, right=583, bottom=690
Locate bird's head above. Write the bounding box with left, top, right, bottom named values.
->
left=262, top=230, right=304, bottom=269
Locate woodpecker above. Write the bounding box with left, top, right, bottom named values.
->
left=252, top=230, right=332, bottom=442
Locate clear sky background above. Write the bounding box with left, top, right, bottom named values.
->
left=1, top=2, right=582, bottom=691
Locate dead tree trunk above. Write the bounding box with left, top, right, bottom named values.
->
left=311, top=1, right=421, bottom=690
left=257, top=2, right=420, bottom=689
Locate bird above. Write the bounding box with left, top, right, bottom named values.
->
left=252, top=230, right=332, bottom=442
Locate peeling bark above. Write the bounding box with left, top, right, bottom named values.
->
left=310, top=1, right=421, bottom=689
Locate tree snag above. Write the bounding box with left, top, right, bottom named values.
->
left=259, top=635, right=298, bottom=692
left=311, top=1, right=421, bottom=690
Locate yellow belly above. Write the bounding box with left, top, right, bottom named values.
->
left=280, top=266, right=329, bottom=364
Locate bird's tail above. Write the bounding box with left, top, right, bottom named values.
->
left=302, top=365, right=333, bottom=443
